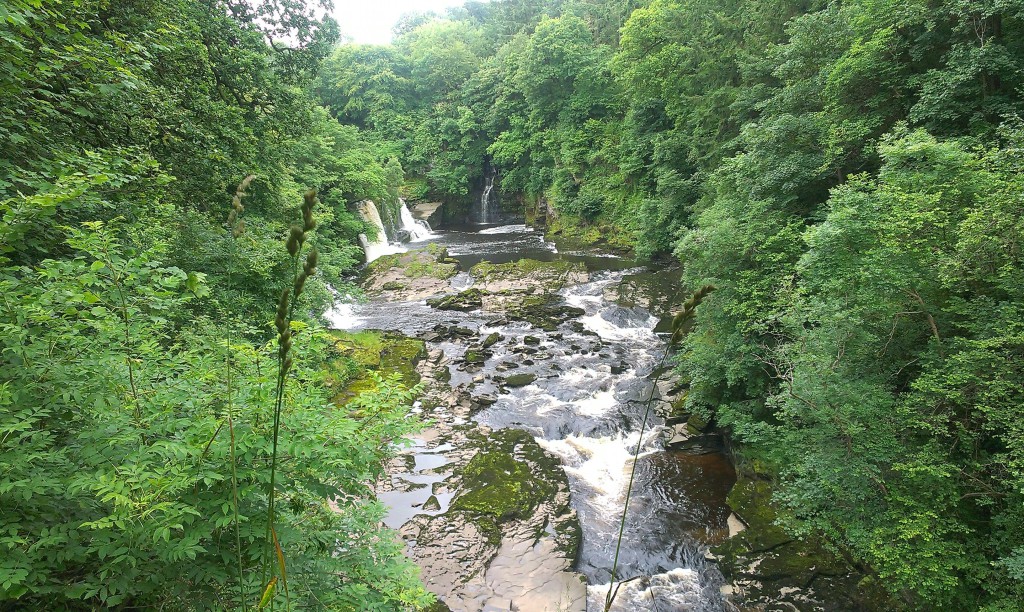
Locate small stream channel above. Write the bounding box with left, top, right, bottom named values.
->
left=329, top=223, right=737, bottom=611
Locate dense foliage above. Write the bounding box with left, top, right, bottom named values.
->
left=1, top=0, right=430, bottom=609
left=322, top=0, right=1024, bottom=608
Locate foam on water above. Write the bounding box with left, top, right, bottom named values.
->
left=477, top=223, right=531, bottom=234
left=537, top=431, right=659, bottom=516
left=588, top=567, right=706, bottom=611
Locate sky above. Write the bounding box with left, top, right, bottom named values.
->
left=333, top=0, right=474, bottom=45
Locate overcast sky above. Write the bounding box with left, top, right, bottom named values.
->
left=333, top=0, right=474, bottom=45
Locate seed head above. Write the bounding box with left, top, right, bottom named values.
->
left=276, top=288, right=290, bottom=327
left=303, top=249, right=318, bottom=275
left=239, top=175, right=255, bottom=193
left=286, top=225, right=303, bottom=256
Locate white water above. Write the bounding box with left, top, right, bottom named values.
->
left=478, top=223, right=529, bottom=235
left=479, top=165, right=496, bottom=223
left=399, top=199, right=435, bottom=242
left=588, top=567, right=706, bottom=611
left=324, top=301, right=365, bottom=329
left=356, top=200, right=406, bottom=262
left=538, top=432, right=659, bottom=517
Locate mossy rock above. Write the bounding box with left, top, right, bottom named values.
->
left=726, top=477, right=790, bottom=547
left=481, top=331, right=502, bottom=349
left=463, top=350, right=489, bottom=365
left=427, top=288, right=484, bottom=311
left=712, top=475, right=860, bottom=609
left=544, top=213, right=636, bottom=254
left=503, top=373, right=537, bottom=388
left=470, top=258, right=586, bottom=293
left=381, top=281, right=406, bottom=291
left=450, top=429, right=562, bottom=527
left=365, top=244, right=459, bottom=282
left=328, top=330, right=426, bottom=399
left=503, top=294, right=585, bottom=332
left=686, top=412, right=709, bottom=433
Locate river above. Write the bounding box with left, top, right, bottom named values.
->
left=328, top=223, right=737, bottom=611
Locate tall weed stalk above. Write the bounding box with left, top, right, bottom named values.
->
left=262, top=191, right=319, bottom=610
left=226, top=175, right=254, bottom=609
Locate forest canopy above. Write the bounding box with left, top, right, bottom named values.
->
left=2, top=0, right=1023, bottom=610
left=320, top=0, right=1024, bottom=609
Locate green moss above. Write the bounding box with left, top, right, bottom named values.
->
left=463, top=350, right=487, bottom=364
left=726, top=478, right=788, bottom=543
left=546, top=213, right=635, bottom=253
left=481, top=332, right=502, bottom=349
left=451, top=429, right=559, bottom=524
left=470, top=258, right=584, bottom=293
left=426, top=288, right=483, bottom=311
left=502, top=294, right=585, bottom=331
left=328, top=330, right=426, bottom=400
left=503, top=373, right=537, bottom=387
left=365, top=246, right=459, bottom=281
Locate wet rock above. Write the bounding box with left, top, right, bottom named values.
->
left=361, top=244, right=461, bottom=300
left=611, top=361, right=629, bottom=375
left=423, top=495, right=442, bottom=511
left=687, top=412, right=710, bottom=435
left=569, top=321, right=600, bottom=337
left=470, top=259, right=588, bottom=294
left=523, top=335, right=541, bottom=346
left=502, top=373, right=537, bottom=388
left=481, top=331, right=502, bottom=349
left=473, top=394, right=498, bottom=406
left=428, top=288, right=484, bottom=312
left=463, top=350, right=490, bottom=365
left=402, top=429, right=584, bottom=612
left=504, top=295, right=585, bottom=331
left=713, top=476, right=891, bottom=611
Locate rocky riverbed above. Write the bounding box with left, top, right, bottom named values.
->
left=330, top=224, right=879, bottom=611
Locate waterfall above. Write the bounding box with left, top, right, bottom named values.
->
left=399, top=199, right=435, bottom=242
left=479, top=164, right=496, bottom=224
left=356, top=200, right=405, bottom=262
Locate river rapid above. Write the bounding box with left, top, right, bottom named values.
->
left=328, top=223, right=737, bottom=611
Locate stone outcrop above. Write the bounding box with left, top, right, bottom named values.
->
left=361, top=244, right=460, bottom=301
left=376, top=346, right=586, bottom=612
left=709, top=476, right=892, bottom=611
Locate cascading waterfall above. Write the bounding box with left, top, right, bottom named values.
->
left=356, top=200, right=405, bottom=262
left=479, top=165, right=496, bottom=224
left=399, top=199, right=435, bottom=242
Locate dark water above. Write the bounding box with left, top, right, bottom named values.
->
left=328, top=223, right=735, bottom=611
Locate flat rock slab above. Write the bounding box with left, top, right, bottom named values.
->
left=361, top=245, right=460, bottom=301
left=378, top=350, right=586, bottom=612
